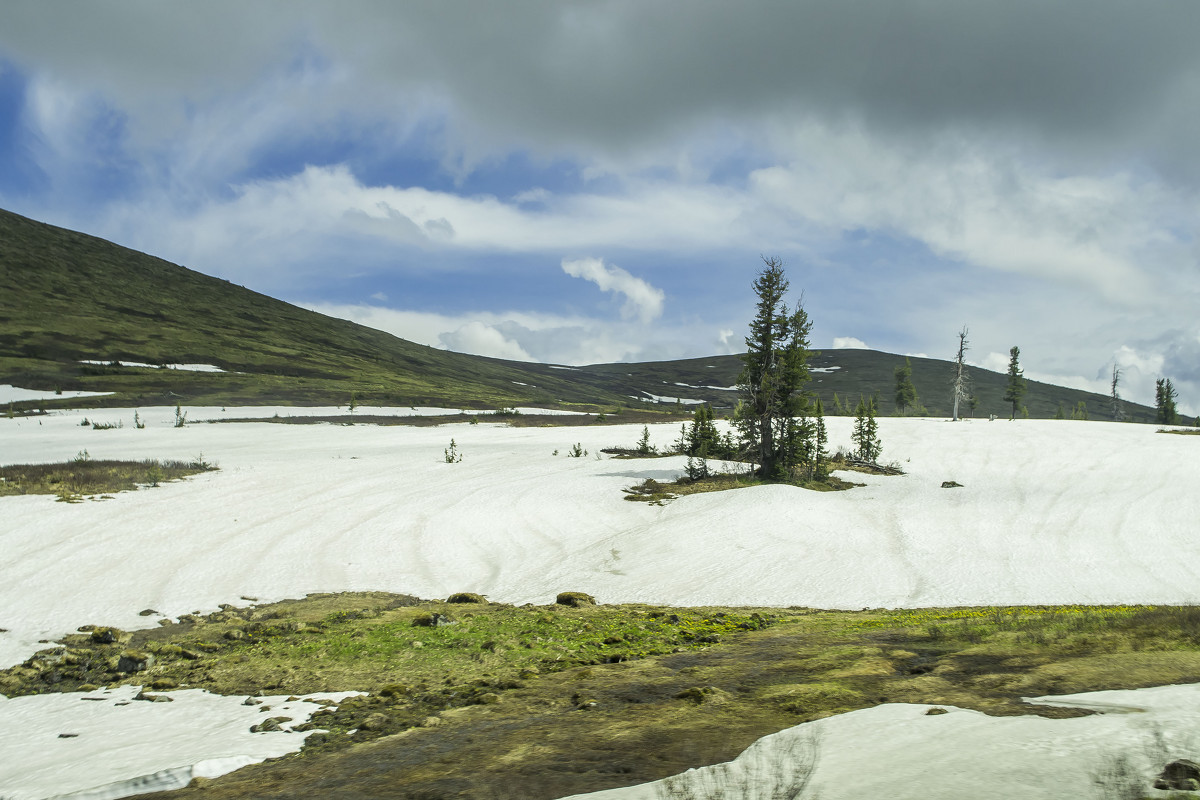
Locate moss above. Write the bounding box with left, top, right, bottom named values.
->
left=555, top=592, right=596, bottom=607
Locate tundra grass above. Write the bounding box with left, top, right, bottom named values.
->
left=0, top=457, right=216, bottom=500
left=8, top=595, right=1200, bottom=799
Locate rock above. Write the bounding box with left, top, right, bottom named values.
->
left=360, top=712, right=389, bottom=731
left=58, top=733, right=79, bottom=738
left=138, top=609, right=158, bottom=617
left=148, top=678, right=178, bottom=690
left=446, top=592, right=487, bottom=604
left=940, top=481, right=963, bottom=488
left=243, top=697, right=262, bottom=706
left=379, top=684, right=408, bottom=698
left=90, top=627, right=122, bottom=644
left=134, top=691, right=173, bottom=703
left=420, top=716, right=442, bottom=727
left=518, top=668, right=540, bottom=680
left=555, top=592, right=596, bottom=607
left=250, top=716, right=291, bottom=733
left=412, top=613, right=456, bottom=628
left=412, top=641, right=424, bottom=648
left=219, top=603, right=237, bottom=611
left=187, top=777, right=213, bottom=789
left=223, top=629, right=246, bottom=641
left=925, top=707, right=949, bottom=715
left=1156, top=760, right=1200, bottom=791
left=116, top=651, right=154, bottom=673
left=478, top=693, right=501, bottom=705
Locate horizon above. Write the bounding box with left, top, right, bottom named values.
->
left=1, top=3, right=1198, bottom=413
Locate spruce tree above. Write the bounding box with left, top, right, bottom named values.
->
left=1003, top=346, right=1026, bottom=421
left=1156, top=378, right=1179, bottom=425
left=852, top=396, right=882, bottom=463
left=894, top=358, right=919, bottom=415
left=737, top=257, right=815, bottom=480
left=811, top=397, right=829, bottom=480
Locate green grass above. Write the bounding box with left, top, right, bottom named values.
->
left=10, top=593, right=1200, bottom=799
left=0, top=457, right=216, bottom=500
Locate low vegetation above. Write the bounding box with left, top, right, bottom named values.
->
left=0, top=456, right=216, bottom=501
left=9, top=594, right=1200, bottom=799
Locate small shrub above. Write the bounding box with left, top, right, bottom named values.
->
left=173, top=405, right=187, bottom=428
left=444, top=439, right=463, bottom=463
left=567, top=443, right=586, bottom=458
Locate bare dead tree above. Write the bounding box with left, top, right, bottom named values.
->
left=1110, top=364, right=1125, bottom=421
left=952, top=326, right=970, bottom=422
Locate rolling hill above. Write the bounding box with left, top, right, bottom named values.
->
left=0, top=207, right=1157, bottom=421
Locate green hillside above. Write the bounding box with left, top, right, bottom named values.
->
left=0, top=208, right=630, bottom=410
left=573, top=348, right=1157, bottom=423
left=0, top=207, right=1157, bottom=421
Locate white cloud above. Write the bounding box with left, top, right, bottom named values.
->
left=832, top=337, right=869, bottom=350
left=439, top=321, right=533, bottom=362
left=302, top=302, right=662, bottom=366
left=560, top=257, right=664, bottom=323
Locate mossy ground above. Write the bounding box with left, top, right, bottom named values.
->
left=9, top=595, right=1200, bottom=799
left=622, top=453, right=876, bottom=504
left=0, top=457, right=216, bottom=501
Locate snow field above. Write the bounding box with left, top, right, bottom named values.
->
left=2, top=408, right=1198, bottom=799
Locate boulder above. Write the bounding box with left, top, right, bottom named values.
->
left=446, top=592, right=487, bottom=604
left=90, top=627, right=122, bottom=644
left=556, top=592, right=596, bottom=607
left=1155, top=760, right=1200, bottom=791
left=250, top=716, right=291, bottom=733
left=360, top=712, right=389, bottom=731
left=116, top=651, right=154, bottom=673
left=941, top=481, right=963, bottom=489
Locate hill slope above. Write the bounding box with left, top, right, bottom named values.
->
left=572, top=349, right=1157, bottom=422
left=0, top=208, right=630, bottom=409
left=0, top=207, right=1157, bottom=421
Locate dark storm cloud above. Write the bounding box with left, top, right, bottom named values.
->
left=3, top=1, right=1199, bottom=175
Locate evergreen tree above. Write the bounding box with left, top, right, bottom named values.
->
left=1003, top=346, right=1026, bottom=421
left=1071, top=401, right=1088, bottom=421
left=852, top=396, right=882, bottom=463
left=685, top=404, right=723, bottom=459
left=894, top=358, right=919, bottom=415
left=1156, top=378, right=1179, bottom=425
left=737, top=257, right=815, bottom=480
left=811, top=397, right=829, bottom=480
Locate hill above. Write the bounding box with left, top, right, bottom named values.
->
left=0, top=207, right=1157, bottom=421
left=0, top=208, right=631, bottom=410
left=571, top=348, right=1157, bottom=422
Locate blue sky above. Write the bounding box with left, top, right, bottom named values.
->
left=1, top=2, right=1198, bottom=412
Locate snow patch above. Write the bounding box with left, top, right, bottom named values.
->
left=0, top=685, right=362, bottom=800
left=0, top=386, right=114, bottom=403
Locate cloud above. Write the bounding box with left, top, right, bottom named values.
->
left=439, top=321, right=533, bottom=362
left=302, top=302, right=663, bottom=365
left=832, top=337, right=869, bottom=350
left=560, top=257, right=664, bottom=323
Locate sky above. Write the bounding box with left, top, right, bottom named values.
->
left=0, top=1, right=1197, bottom=412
